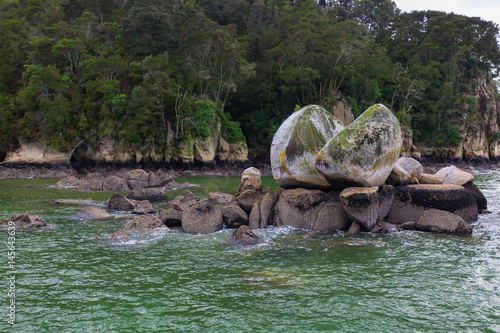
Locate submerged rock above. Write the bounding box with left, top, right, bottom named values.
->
left=74, top=207, right=111, bottom=220
left=270, top=105, right=345, bottom=189
left=316, top=104, right=403, bottom=188
left=108, top=229, right=133, bottom=243
left=231, top=225, right=259, bottom=246
left=49, top=198, right=98, bottom=206
left=0, top=213, right=51, bottom=230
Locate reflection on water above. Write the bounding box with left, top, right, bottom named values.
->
left=0, top=173, right=499, bottom=332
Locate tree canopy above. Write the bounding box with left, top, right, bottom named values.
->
left=0, top=0, right=499, bottom=156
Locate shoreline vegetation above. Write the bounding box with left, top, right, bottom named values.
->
left=2, top=1, right=500, bottom=166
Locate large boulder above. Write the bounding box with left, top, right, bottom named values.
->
left=237, top=167, right=263, bottom=193
left=74, top=207, right=111, bottom=220
left=0, top=213, right=51, bottom=230
left=270, top=105, right=345, bottom=189
left=415, top=209, right=472, bottom=235
left=378, top=185, right=394, bottom=220
left=182, top=202, right=223, bottom=234
left=231, top=225, right=259, bottom=246
left=274, top=188, right=347, bottom=231
left=316, top=104, right=403, bottom=188
left=434, top=165, right=474, bottom=186
left=340, top=187, right=379, bottom=230
left=388, top=184, right=478, bottom=224
left=170, top=190, right=200, bottom=212
left=126, top=187, right=167, bottom=202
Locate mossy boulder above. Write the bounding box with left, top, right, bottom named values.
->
left=316, top=104, right=403, bottom=188
left=270, top=105, right=345, bottom=189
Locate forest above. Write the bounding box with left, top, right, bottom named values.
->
left=1, top=0, right=500, bottom=160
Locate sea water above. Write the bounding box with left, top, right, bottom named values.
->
left=0, top=173, right=499, bottom=332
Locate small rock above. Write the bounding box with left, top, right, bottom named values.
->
left=370, top=221, right=398, bottom=234
left=399, top=221, right=416, bottom=230
left=127, top=187, right=167, bottom=202
left=238, top=167, right=262, bottom=193
left=0, top=213, right=51, bottom=230
left=208, top=192, right=234, bottom=204
left=346, top=221, right=361, bottom=235
left=170, top=190, right=200, bottom=212
left=234, top=189, right=264, bottom=212
left=102, top=176, right=130, bottom=191
left=122, top=214, right=170, bottom=233
left=435, top=165, right=474, bottom=186
left=231, top=225, right=259, bottom=246
left=107, top=192, right=134, bottom=211
left=221, top=205, right=249, bottom=228
left=386, top=164, right=411, bottom=186
left=248, top=201, right=261, bottom=230
left=158, top=208, right=183, bottom=227
left=419, top=173, right=443, bottom=184
left=125, top=169, right=150, bottom=189
left=131, top=200, right=156, bottom=215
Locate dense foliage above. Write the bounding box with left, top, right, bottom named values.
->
left=1, top=0, right=499, bottom=156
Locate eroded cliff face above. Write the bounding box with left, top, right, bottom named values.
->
left=413, top=76, right=500, bottom=163
left=1, top=120, right=248, bottom=170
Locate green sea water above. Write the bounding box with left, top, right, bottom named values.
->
left=0, top=173, right=499, bottom=332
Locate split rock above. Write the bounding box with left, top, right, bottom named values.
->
left=316, top=104, right=403, bottom=188
left=270, top=105, right=345, bottom=189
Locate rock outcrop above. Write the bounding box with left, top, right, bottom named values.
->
left=270, top=105, right=345, bottom=189
left=316, top=104, right=403, bottom=188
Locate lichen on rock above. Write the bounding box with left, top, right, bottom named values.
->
left=315, top=104, right=403, bottom=187
left=270, top=105, right=345, bottom=189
